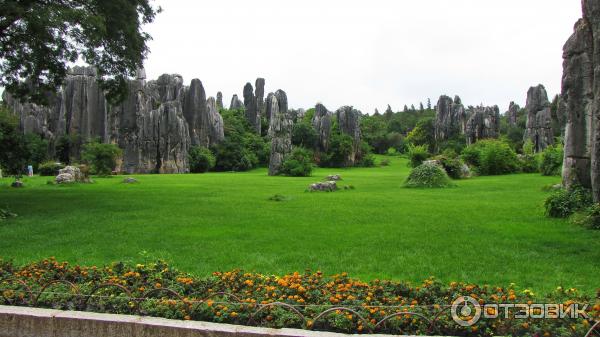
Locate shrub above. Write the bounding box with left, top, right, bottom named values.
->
left=291, top=121, right=318, bottom=148
left=188, top=147, right=216, bottom=173
left=81, top=142, right=122, bottom=176
left=320, top=133, right=354, bottom=168
left=407, top=144, right=429, bottom=168
left=539, top=144, right=563, bottom=176
left=281, top=147, right=313, bottom=177
left=405, top=163, right=453, bottom=188
left=571, top=204, right=600, bottom=230
left=38, top=161, right=64, bottom=176
left=544, top=186, right=593, bottom=218
left=518, top=154, right=539, bottom=173
left=434, top=155, right=464, bottom=179
left=461, top=140, right=519, bottom=175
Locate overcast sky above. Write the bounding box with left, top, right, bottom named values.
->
left=143, top=0, right=582, bottom=114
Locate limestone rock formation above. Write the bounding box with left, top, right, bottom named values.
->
left=465, top=105, right=500, bottom=145
left=524, top=85, right=554, bottom=152
left=229, top=94, right=243, bottom=110
left=434, top=95, right=467, bottom=143
left=183, top=79, right=208, bottom=146
left=507, top=102, right=521, bottom=126
left=216, top=92, right=224, bottom=109
left=255, top=78, right=266, bottom=119
left=205, top=97, right=225, bottom=145
left=268, top=90, right=293, bottom=176
left=336, top=106, right=362, bottom=166
left=561, top=0, right=598, bottom=195
left=243, top=82, right=260, bottom=134
left=312, top=103, right=332, bottom=153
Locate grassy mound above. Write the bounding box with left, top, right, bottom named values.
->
left=405, top=163, right=453, bottom=188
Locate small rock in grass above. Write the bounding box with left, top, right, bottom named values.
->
left=326, top=174, right=342, bottom=181
left=123, top=177, right=138, bottom=184
left=268, top=194, right=288, bottom=202
left=10, top=181, right=24, bottom=188
left=309, top=181, right=337, bottom=192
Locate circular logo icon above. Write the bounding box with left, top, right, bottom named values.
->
left=451, top=296, right=482, bottom=327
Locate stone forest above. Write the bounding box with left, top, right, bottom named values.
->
left=0, top=1, right=600, bottom=337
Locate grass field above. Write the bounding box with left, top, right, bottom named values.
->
left=0, top=156, right=599, bottom=295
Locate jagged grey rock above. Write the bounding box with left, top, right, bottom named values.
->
left=229, top=94, right=243, bottom=110
left=507, top=102, right=521, bottom=126
left=309, top=181, right=337, bottom=192
left=183, top=79, right=208, bottom=146
left=243, top=82, right=260, bottom=134
left=216, top=92, right=223, bottom=109
left=524, top=85, right=554, bottom=152
left=58, top=166, right=83, bottom=182
left=434, top=95, right=467, bottom=143
left=561, top=0, right=598, bottom=195
left=55, top=173, right=75, bottom=184
left=465, top=105, right=500, bottom=145
left=312, top=103, right=332, bottom=153
left=205, top=97, right=225, bottom=145
left=336, top=106, right=362, bottom=166
left=268, top=91, right=293, bottom=176
left=255, top=78, right=266, bottom=120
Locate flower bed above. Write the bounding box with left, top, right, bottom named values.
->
left=0, top=258, right=598, bottom=336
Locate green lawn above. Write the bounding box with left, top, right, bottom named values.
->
left=1, top=156, right=599, bottom=295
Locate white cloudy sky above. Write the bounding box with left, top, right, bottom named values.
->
left=143, top=0, right=582, bottom=114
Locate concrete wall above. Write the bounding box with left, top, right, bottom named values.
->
left=0, top=305, right=410, bottom=337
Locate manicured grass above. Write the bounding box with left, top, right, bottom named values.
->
left=0, top=156, right=599, bottom=295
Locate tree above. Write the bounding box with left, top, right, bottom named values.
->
left=0, top=0, right=161, bottom=104
left=188, top=146, right=216, bottom=173
left=427, top=98, right=432, bottom=110
left=0, top=108, right=28, bottom=178
left=291, top=121, right=318, bottom=149
left=82, top=141, right=122, bottom=176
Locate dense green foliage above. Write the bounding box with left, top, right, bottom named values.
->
left=213, top=109, right=268, bottom=172
left=81, top=142, right=122, bottom=176
left=405, top=163, right=453, bottom=188
left=544, top=186, right=593, bottom=218
left=571, top=204, right=600, bottom=230
left=407, top=144, right=429, bottom=168
left=462, top=139, right=519, bottom=175
left=38, top=161, right=65, bottom=176
left=280, top=147, right=313, bottom=177
left=319, top=133, right=354, bottom=167
left=539, top=144, right=564, bottom=176
left=291, top=121, right=317, bottom=149
left=188, top=147, right=216, bottom=173
left=433, top=153, right=465, bottom=179
left=0, top=0, right=160, bottom=103
left=0, top=108, right=47, bottom=178
left=1, top=156, right=599, bottom=294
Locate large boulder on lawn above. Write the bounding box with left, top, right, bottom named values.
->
left=55, top=173, right=75, bottom=184
left=58, top=166, right=82, bottom=182
left=309, top=181, right=337, bottom=192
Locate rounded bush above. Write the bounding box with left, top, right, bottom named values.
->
left=461, top=140, right=519, bottom=175
left=281, top=147, right=313, bottom=177
left=407, top=144, right=430, bottom=168
left=405, top=163, right=453, bottom=188
left=188, top=146, right=216, bottom=173
left=38, top=161, right=65, bottom=176
left=544, top=186, right=593, bottom=218
left=433, top=155, right=464, bottom=179
left=539, top=144, right=563, bottom=176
